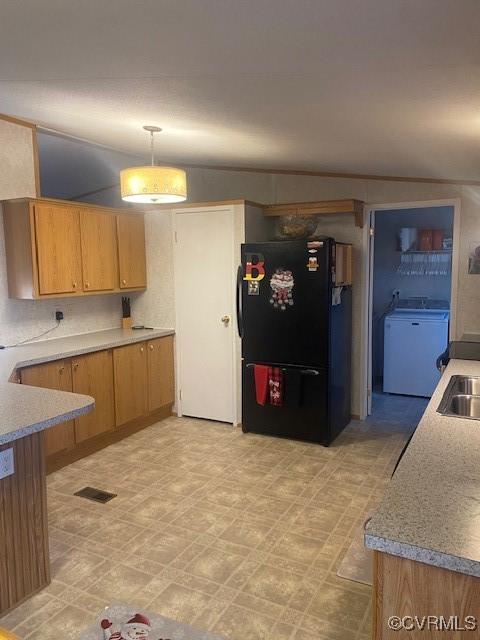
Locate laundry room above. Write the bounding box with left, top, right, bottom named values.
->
left=371, top=205, right=454, bottom=424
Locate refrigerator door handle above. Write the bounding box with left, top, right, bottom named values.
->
left=236, top=265, right=243, bottom=338
left=300, top=369, right=319, bottom=376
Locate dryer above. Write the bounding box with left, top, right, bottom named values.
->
left=383, top=309, right=449, bottom=397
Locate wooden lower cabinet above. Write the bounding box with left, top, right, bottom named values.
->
left=373, top=551, right=480, bottom=639
left=148, top=335, right=175, bottom=412
left=20, top=360, right=75, bottom=456
left=72, top=350, right=115, bottom=442
left=113, top=342, right=148, bottom=426
left=19, top=337, right=174, bottom=471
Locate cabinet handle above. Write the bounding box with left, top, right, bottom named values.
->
left=122, top=279, right=127, bottom=285
left=72, top=282, right=77, bottom=289
left=72, top=362, right=79, bottom=370
left=59, top=366, right=64, bottom=374
left=84, top=282, right=90, bottom=288
left=149, top=344, right=154, bottom=351
left=140, top=347, right=144, bottom=353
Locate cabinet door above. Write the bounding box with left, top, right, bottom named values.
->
left=34, top=203, right=82, bottom=295
left=148, top=335, right=175, bottom=412
left=20, top=360, right=75, bottom=456
left=80, top=211, right=118, bottom=292
left=72, top=350, right=115, bottom=443
left=113, top=342, right=148, bottom=426
left=116, top=214, right=147, bottom=289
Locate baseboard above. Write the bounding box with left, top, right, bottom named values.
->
left=46, top=404, right=173, bottom=474
left=351, top=413, right=360, bottom=420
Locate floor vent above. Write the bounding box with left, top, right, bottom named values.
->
left=74, top=487, right=117, bottom=504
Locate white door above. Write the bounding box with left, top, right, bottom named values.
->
left=174, top=208, right=235, bottom=423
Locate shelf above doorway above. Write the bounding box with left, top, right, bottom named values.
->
left=262, top=199, right=365, bottom=228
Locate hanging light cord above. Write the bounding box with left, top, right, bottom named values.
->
left=150, top=130, right=155, bottom=166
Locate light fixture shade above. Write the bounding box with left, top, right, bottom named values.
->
left=120, top=165, right=187, bottom=204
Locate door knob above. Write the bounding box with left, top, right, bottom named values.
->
left=221, top=315, right=230, bottom=325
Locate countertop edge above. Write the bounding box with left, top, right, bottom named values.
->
left=11, top=329, right=176, bottom=372
left=364, top=534, right=480, bottom=578
left=0, top=399, right=95, bottom=446
left=0, top=328, right=175, bottom=445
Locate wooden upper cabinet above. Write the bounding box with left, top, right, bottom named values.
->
left=80, top=210, right=118, bottom=292
left=20, top=360, right=75, bottom=456
left=34, top=203, right=82, bottom=295
left=113, top=342, right=148, bottom=427
left=148, top=335, right=175, bottom=412
left=117, top=213, right=147, bottom=289
left=72, top=350, right=115, bottom=442
left=1, top=198, right=147, bottom=299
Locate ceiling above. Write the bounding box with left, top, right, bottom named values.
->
left=2, top=0, right=480, bottom=180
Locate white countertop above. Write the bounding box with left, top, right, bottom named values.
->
left=365, top=358, right=480, bottom=577
left=0, top=328, right=174, bottom=445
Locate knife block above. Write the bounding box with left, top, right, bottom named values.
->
left=122, top=317, right=133, bottom=330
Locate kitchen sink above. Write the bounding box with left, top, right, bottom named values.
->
left=437, top=376, right=480, bottom=420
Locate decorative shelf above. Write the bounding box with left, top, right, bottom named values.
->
left=397, top=250, right=452, bottom=277
left=263, top=199, right=365, bottom=228
left=398, top=249, right=452, bottom=255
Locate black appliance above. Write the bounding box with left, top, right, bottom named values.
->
left=237, top=238, right=352, bottom=445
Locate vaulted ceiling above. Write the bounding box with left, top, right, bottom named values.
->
left=2, top=0, right=480, bottom=180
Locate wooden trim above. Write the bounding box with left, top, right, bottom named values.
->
left=180, top=161, right=480, bottom=187
left=2, top=196, right=146, bottom=216
left=31, top=127, right=41, bottom=197
left=263, top=199, right=365, bottom=228
left=0, top=113, right=36, bottom=130
left=70, top=163, right=480, bottom=191
left=46, top=404, right=173, bottom=474
left=143, top=198, right=263, bottom=212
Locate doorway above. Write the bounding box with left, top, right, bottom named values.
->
left=365, top=202, right=459, bottom=427
left=173, top=206, right=237, bottom=424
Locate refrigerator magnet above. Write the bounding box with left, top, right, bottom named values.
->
left=244, top=253, right=266, bottom=281
left=248, top=281, right=260, bottom=295
left=269, top=268, right=294, bottom=310
left=307, top=257, right=318, bottom=272
left=307, top=240, right=323, bottom=249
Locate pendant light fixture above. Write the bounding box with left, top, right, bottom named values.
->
left=120, top=126, right=187, bottom=204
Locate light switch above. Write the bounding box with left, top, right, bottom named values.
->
left=0, top=448, right=14, bottom=479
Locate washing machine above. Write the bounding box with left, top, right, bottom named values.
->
left=383, top=309, right=449, bottom=397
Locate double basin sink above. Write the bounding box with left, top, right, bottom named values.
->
left=437, top=376, right=480, bottom=420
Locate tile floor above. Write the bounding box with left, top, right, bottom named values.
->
left=0, top=411, right=421, bottom=640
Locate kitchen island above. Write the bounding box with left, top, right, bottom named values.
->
left=0, top=327, right=173, bottom=616
left=365, top=358, right=480, bottom=638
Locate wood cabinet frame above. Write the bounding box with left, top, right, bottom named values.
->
left=2, top=197, right=147, bottom=299
left=18, top=336, right=175, bottom=473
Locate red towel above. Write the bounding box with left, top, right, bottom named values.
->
left=254, top=365, right=269, bottom=405
left=268, top=366, right=283, bottom=407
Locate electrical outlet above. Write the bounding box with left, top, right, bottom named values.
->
left=55, top=310, right=64, bottom=322
left=393, top=289, right=400, bottom=297
left=0, top=448, right=14, bottom=479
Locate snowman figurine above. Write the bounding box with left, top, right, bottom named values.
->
left=101, top=613, right=151, bottom=640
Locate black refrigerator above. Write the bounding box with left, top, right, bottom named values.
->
left=237, top=238, right=352, bottom=445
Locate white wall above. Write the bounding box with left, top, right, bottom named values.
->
left=0, top=121, right=129, bottom=345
